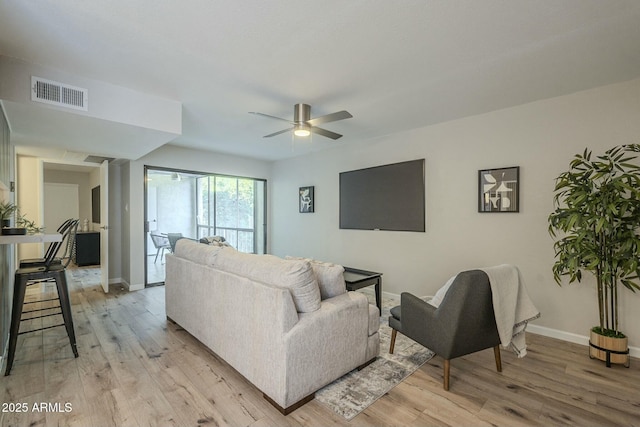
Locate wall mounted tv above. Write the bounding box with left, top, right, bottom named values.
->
left=339, top=159, right=425, bottom=232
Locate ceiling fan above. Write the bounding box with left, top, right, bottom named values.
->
left=250, top=103, right=352, bottom=140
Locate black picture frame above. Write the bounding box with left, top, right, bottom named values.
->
left=478, top=166, right=519, bottom=212
left=299, top=186, right=314, bottom=213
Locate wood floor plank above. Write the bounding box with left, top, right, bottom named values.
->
left=168, top=344, right=269, bottom=427
left=101, top=343, right=187, bottom=427
left=2, top=334, right=45, bottom=400
left=3, top=268, right=639, bottom=427
left=475, top=399, right=544, bottom=427
left=42, top=343, right=92, bottom=427
left=0, top=391, right=48, bottom=427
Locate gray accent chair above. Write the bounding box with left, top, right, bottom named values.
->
left=388, top=269, right=502, bottom=390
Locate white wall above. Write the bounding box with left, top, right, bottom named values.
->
left=122, top=145, right=271, bottom=290
left=270, top=77, right=640, bottom=351
left=43, top=169, right=92, bottom=223
left=16, top=156, right=43, bottom=259
left=0, top=56, right=182, bottom=136
left=43, top=182, right=79, bottom=232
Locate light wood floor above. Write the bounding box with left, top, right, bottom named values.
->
left=2, top=274, right=639, bottom=427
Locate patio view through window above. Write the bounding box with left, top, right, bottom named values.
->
left=145, top=167, right=266, bottom=286
left=196, top=175, right=266, bottom=254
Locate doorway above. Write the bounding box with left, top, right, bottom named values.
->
left=144, top=168, right=203, bottom=285
left=38, top=161, right=109, bottom=292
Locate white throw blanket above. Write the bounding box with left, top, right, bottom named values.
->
left=428, top=265, right=540, bottom=357
left=481, top=264, right=540, bottom=358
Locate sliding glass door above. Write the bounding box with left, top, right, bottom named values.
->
left=196, top=175, right=266, bottom=253
left=144, top=167, right=266, bottom=286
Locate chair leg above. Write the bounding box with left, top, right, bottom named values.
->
left=5, top=276, right=27, bottom=376
left=389, top=329, right=397, bottom=354
left=443, top=359, right=450, bottom=391
left=494, top=345, right=502, bottom=372
left=55, top=272, right=78, bottom=358
left=154, top=248, right=161, bottom=264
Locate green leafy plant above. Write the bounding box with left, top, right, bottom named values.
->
left=0, top=201, right=18, bottom=221
left=16, top=211, right=44, bottom=234
left=548, top=144, right=640, bottom=337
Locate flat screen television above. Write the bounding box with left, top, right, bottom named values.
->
left=91, top=185, right=100, bottom=223
left=339, top=159, right=425, bottom=232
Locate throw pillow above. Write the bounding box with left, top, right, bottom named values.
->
left=216, top=249, right=321, bottom=313
left=286, top=256, right=346, bottom=300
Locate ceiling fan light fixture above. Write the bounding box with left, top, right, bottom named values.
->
left=294, top=124, right=311, bottom=137
left=251, top=103, right=351, bottom=140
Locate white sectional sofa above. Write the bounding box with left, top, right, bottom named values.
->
left=165, top=239, right=380, bottom=414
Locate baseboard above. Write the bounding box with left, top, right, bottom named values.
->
left=127, top=282, right=144, bottom=291
left=102, top=277, right=144, bottom=292
left=367, top=289, right=639, bottom=359
left=527, top=324, right=640, bottom=359
left=115, top=278, right=144, bottom=292
left=383, top=290, right=401, bottom=301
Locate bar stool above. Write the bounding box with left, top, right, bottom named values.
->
left=19, top=218, right=78, bottom=268
left=4, top=220, right=80, bottom=376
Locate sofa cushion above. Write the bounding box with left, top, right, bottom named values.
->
left=216, top=248, right=321, bottom=313
left=174, top=238, right=222, bottom=266
left=286, top=256, right=346, bottom=300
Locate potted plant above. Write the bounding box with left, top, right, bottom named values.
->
left=16, top=211, right=44, bottom=234
left=548, top=144, right=640, bottom=367
left=0, top=200, right=18, bottom=229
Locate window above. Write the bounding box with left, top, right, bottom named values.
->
left=196, top=175, right=266, bottom=254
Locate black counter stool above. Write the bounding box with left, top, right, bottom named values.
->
left=4, top=220, right=79, bottom=376
left=19, top=218, right=77, bottom=268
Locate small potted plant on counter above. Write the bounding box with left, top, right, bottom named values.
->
left=0, top=201, right=19, bottom=233
left=16, top=211, right=44, bottom=234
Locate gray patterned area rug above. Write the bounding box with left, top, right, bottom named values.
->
left=315, top=294, right=434, bottom=420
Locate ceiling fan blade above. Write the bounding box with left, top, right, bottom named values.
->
left=263, top=127, right=294, bottom=138
left=306, top=110, right=352, bottom=127
left=311, top=126, right=343, bottom=140
left=249, top=111, right=294, bottom=124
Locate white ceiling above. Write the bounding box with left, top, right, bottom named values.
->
left=1, top=0, right=640, bottom=162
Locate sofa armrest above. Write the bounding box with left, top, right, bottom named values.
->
left=282, top=291, right=372, bottom=403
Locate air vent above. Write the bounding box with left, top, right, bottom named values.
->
left=31, top=76, right=88, bottom=111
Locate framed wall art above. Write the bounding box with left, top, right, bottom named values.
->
left=478, top=166, right=519, bottom=212
left=299, top=186, right=314, bottom=213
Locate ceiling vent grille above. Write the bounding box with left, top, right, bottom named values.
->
left=31, top=76, right=88, bottom=111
